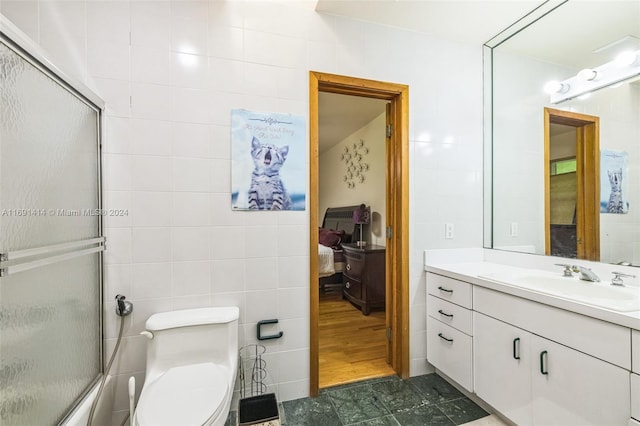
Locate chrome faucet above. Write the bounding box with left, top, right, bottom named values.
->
left=611, top=271, right=635, bottom=287
left=555, top=263, right=574, bottom=277
left=572, top=265, right=600, bottom=282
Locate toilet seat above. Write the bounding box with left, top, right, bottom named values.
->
left=135, top=362, right=230, bottom=426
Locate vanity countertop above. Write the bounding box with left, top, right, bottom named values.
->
left=425, top=261, right=640, bottom=330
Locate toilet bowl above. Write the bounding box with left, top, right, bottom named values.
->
left=133, top=307, right=239, bottom=426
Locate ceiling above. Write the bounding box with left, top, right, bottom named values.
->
left=316, top=0, right=546, bottom=152
left=315, top=0, right=545, bottom=46
left=319, top=93, right=387, bottom=153
left=315, top=1, right=640, bottom=151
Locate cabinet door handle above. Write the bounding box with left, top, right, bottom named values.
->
left=438, top=309, right=453, bottom=318
left=346, top=264, right=351, bottom=271
left=539, top=350, right=548, bottom=375
left=345, top=281, right=351, bottom=289
left=438, top=333, right=453, bottom=343
left=513, top=337, right=520, bottom=360
left=437, top=286, right=453, bottom=293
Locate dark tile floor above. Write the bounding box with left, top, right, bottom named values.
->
left=227, top=373, right=489, bottom=426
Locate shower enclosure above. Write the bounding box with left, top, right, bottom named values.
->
left=0, top=19, right=104, bottom=425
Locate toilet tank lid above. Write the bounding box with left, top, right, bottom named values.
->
left=146, top=307, right=239, bottom=331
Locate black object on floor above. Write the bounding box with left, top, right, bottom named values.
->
left=239, top=393, right=280, bottom=425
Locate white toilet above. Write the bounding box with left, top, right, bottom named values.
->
left=133, top=306, right=239, bottom=426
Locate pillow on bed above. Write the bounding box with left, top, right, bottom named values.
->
left=319, top=227, right=344, bottom=249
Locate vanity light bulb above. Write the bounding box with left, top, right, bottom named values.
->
left=577, top=68, right=598, bottom=81
left=615, top=50, right=638, bottom=67
left=544, top=80, right=567, bottom=94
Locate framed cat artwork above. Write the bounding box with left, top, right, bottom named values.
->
left=600, top=150, right=629, bottom=214
left=231, top=109, right=306, bottom=211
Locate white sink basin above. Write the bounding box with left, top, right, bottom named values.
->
left=478, top=271, right=640, bottom=312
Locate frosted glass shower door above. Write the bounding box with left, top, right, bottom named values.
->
left=0, top=36, right=103, bottom=426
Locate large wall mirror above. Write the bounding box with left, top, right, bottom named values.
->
left=484, top=0, right=640, bottom=266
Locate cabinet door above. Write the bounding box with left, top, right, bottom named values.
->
left=530, top=334, right=630, bottom=426
left=473, top=312, right=533, bottom=426
left=632, top=373, right=640, bottom=421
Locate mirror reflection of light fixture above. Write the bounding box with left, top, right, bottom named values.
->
left=577, top=68, right=598, bottom=81
left=546, top=49, right=640, bottom=103
left=544, top=80, right=570, bottom=94
left=615, top=50, right=639, bottom=67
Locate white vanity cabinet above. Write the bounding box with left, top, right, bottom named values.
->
left=426, top=273, right=473, bottom=391
left=633, top=330, right=640, bottom=422
left=473, top=287, right=630, bottom=426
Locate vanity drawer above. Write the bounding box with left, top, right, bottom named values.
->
left=427, top=273, right=472, bottom=308
left=427, top=294, right=472, bottom=335
left=474, top=286, right=631, bottom=369
left=427, top=319, right=473, bottom=392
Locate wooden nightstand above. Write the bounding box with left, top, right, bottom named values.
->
left=341, top=243, right=386, bottom=315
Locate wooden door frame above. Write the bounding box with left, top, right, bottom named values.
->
left=544, top=107, right=600, bottom=260
left=309, top=71, right=409, bottom=397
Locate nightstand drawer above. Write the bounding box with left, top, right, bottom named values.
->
left=344, top=256, right=364, bottom=280
left=343, top=277, right=362, bottom=299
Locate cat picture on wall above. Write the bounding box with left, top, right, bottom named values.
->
left=600, top=150, right=629, bottom=214
left=247, top=136, right=291, bottom=210
left=606, top=168, right=624, bottom=213
left=231, top=109, right=306, bottom=211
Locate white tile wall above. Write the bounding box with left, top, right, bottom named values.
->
left=0, top=0, right=485, bottom=419
left=131, top=119, right=173, bottom=156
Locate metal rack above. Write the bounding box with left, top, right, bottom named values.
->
left=238, top=344, right=268, bottom=399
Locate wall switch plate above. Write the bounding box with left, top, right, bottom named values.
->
left=445, top=223, right=454, bottom=239
left=510, top=222, right=519, bottom=237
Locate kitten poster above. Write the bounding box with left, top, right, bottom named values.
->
left=231, top=109, right=306, bottom=211
left=600, top=150, right=629, bottom=214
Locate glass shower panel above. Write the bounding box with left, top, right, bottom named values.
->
left=0, top=35, right=102, bottom=426
left=0, top=253, right=101, bottom=426
left=0, top=41, right=100, bottom=252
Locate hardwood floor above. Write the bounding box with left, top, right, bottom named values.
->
left=318, top=288, right=395, bottom=388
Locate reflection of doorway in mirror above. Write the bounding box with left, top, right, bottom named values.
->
left=544, top=108, right=600, bottom=262
left=549, top=124, right=577, bottom=258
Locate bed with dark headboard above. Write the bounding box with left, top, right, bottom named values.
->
left=318, top=205, right=362, bottom=288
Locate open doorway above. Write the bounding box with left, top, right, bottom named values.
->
left=317, top=92, right=391, bottom=388
left=309, top=72, right=409, bottom=397
left=544, top=107, right=600, bottom=261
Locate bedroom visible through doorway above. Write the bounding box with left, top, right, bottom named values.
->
left=309, top=71, right=410, bottom=397
left=317, top=94, right=391, bottom=388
